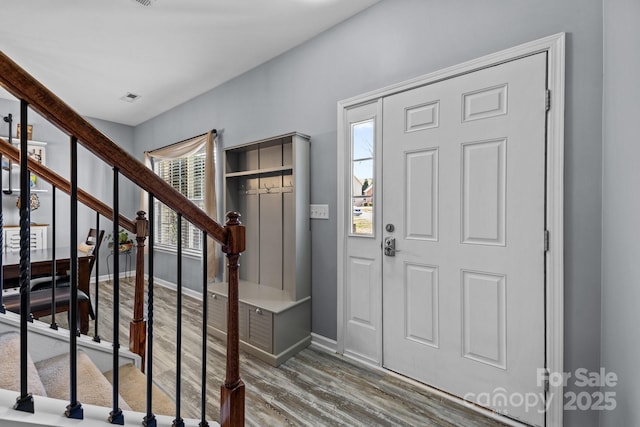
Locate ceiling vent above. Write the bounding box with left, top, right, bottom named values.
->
left=132, top=0, right=155, bottom=6
left=120, top=92, right=141, bottom=103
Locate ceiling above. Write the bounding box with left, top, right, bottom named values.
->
left=0, top=0, right=379, bottom=126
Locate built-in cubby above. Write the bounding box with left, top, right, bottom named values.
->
left=207, top=132, right=310, bottom=366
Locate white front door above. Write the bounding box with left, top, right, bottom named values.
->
left=381, top=53, right=547, bottom=426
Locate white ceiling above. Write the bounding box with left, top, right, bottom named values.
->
left=0, top=0, right=379, bottom=126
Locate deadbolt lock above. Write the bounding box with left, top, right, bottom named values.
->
left=384, top=236, right=396, bottom=256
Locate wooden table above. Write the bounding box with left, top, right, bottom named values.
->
left=2, top=247, right=93, bottom=334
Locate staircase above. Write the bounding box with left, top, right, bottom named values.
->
left=0, top=331, right=174, bottom=415
left=0, top=49, right=246, bottom=426
left=0, top=314, right=198, bottom=426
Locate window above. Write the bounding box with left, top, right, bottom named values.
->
left=351, top=119, right=374, bottom=235
left=153, top=146, right=206, bottom=253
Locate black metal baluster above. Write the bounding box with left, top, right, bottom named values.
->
left=93, top=211, right=101, bottom=342
left=0, top=166, right=3, bottom=313
left=0, top=115, right=7, bottom=314
left=14, top=100, right=33, bottom=413
left=65, top=136, right=83, bottom=420
left=2, top=113, right=13, bottom=196
left=173, top=213, right=184, bottom=427
left=109, top=167, right=124, bottom=425
left=200, top=230, right=209, bottom=427
left=143, top=194, right=156, bottom=427
left=50, top=186, right=58, bottom=330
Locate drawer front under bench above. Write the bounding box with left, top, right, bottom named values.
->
left=241, top=303, right=273, bottom=353
left=208, top=294, right=274, bottom=354
left=208, top=293, right=227, bottom=331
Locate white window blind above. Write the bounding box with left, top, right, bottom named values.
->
left=153, top=146, right=206, bottom=253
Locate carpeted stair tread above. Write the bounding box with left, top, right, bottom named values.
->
left=0, top=332, right=47, bottom=397
left=35, top=351, right=131, bottom=410
left=104, top=364, right=175, bottom=416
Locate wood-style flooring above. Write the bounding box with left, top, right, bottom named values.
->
left=44, top=278, right=509, bottom=427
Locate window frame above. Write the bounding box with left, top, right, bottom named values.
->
left=152, top=147, right=207, bottom=257
left=349, top=118, right=376, bottom=237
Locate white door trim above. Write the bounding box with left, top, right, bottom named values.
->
left=337, top=33, right=565, bottom=426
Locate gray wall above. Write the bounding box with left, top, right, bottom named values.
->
left=84, top=117, right=138, bottom=276
left=133, top=1, right=603, bottom=425
left=0, top=98, right=136, bottom=277
left=600, top=0, right=640, bottom=425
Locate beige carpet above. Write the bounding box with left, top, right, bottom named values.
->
left=104, top=363, right=175, bottom=416
left=0, top=331, right=47, bottom=397
left=35, top=351, right=131, bottom=410
left=0, top=330, right=175, bottom=416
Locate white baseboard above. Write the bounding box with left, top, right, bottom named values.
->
left=310, top=333, right=337, bottom=354
left=96, top=271, right=135, bottom=283
left=95, top=273, right=204, bottom=302
left=143, top=274, right=204, bottom=302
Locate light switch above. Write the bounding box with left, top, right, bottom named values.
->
left=310, top=204, right=329, bottom=220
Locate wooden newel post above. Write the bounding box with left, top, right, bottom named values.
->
left=130, top=210, right=149, bottom=371
left=220, top=211, right=245, bottom=427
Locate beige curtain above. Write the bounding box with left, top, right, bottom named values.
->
left=140, top=131, right=219, bottom=281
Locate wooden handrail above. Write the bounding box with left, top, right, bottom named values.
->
left=0, top=137, right=136, bottom=233
left=0, top=50, right=227, bottom=245
left=1, top=49, right=245, bottom=427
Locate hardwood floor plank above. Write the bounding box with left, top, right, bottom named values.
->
left=35, top=278, right=514, bottom=426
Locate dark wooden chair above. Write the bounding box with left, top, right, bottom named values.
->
left=4, top=228, right=104, bottom=333
left=30, top=228, right=104, bottom=294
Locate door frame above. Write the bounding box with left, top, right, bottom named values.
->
left=336, top=33, right=565, bottom=427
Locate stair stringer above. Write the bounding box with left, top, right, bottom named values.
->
left=0, top=310, right=139, bottom=372
left=0, top=389, right=212, bottom=427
